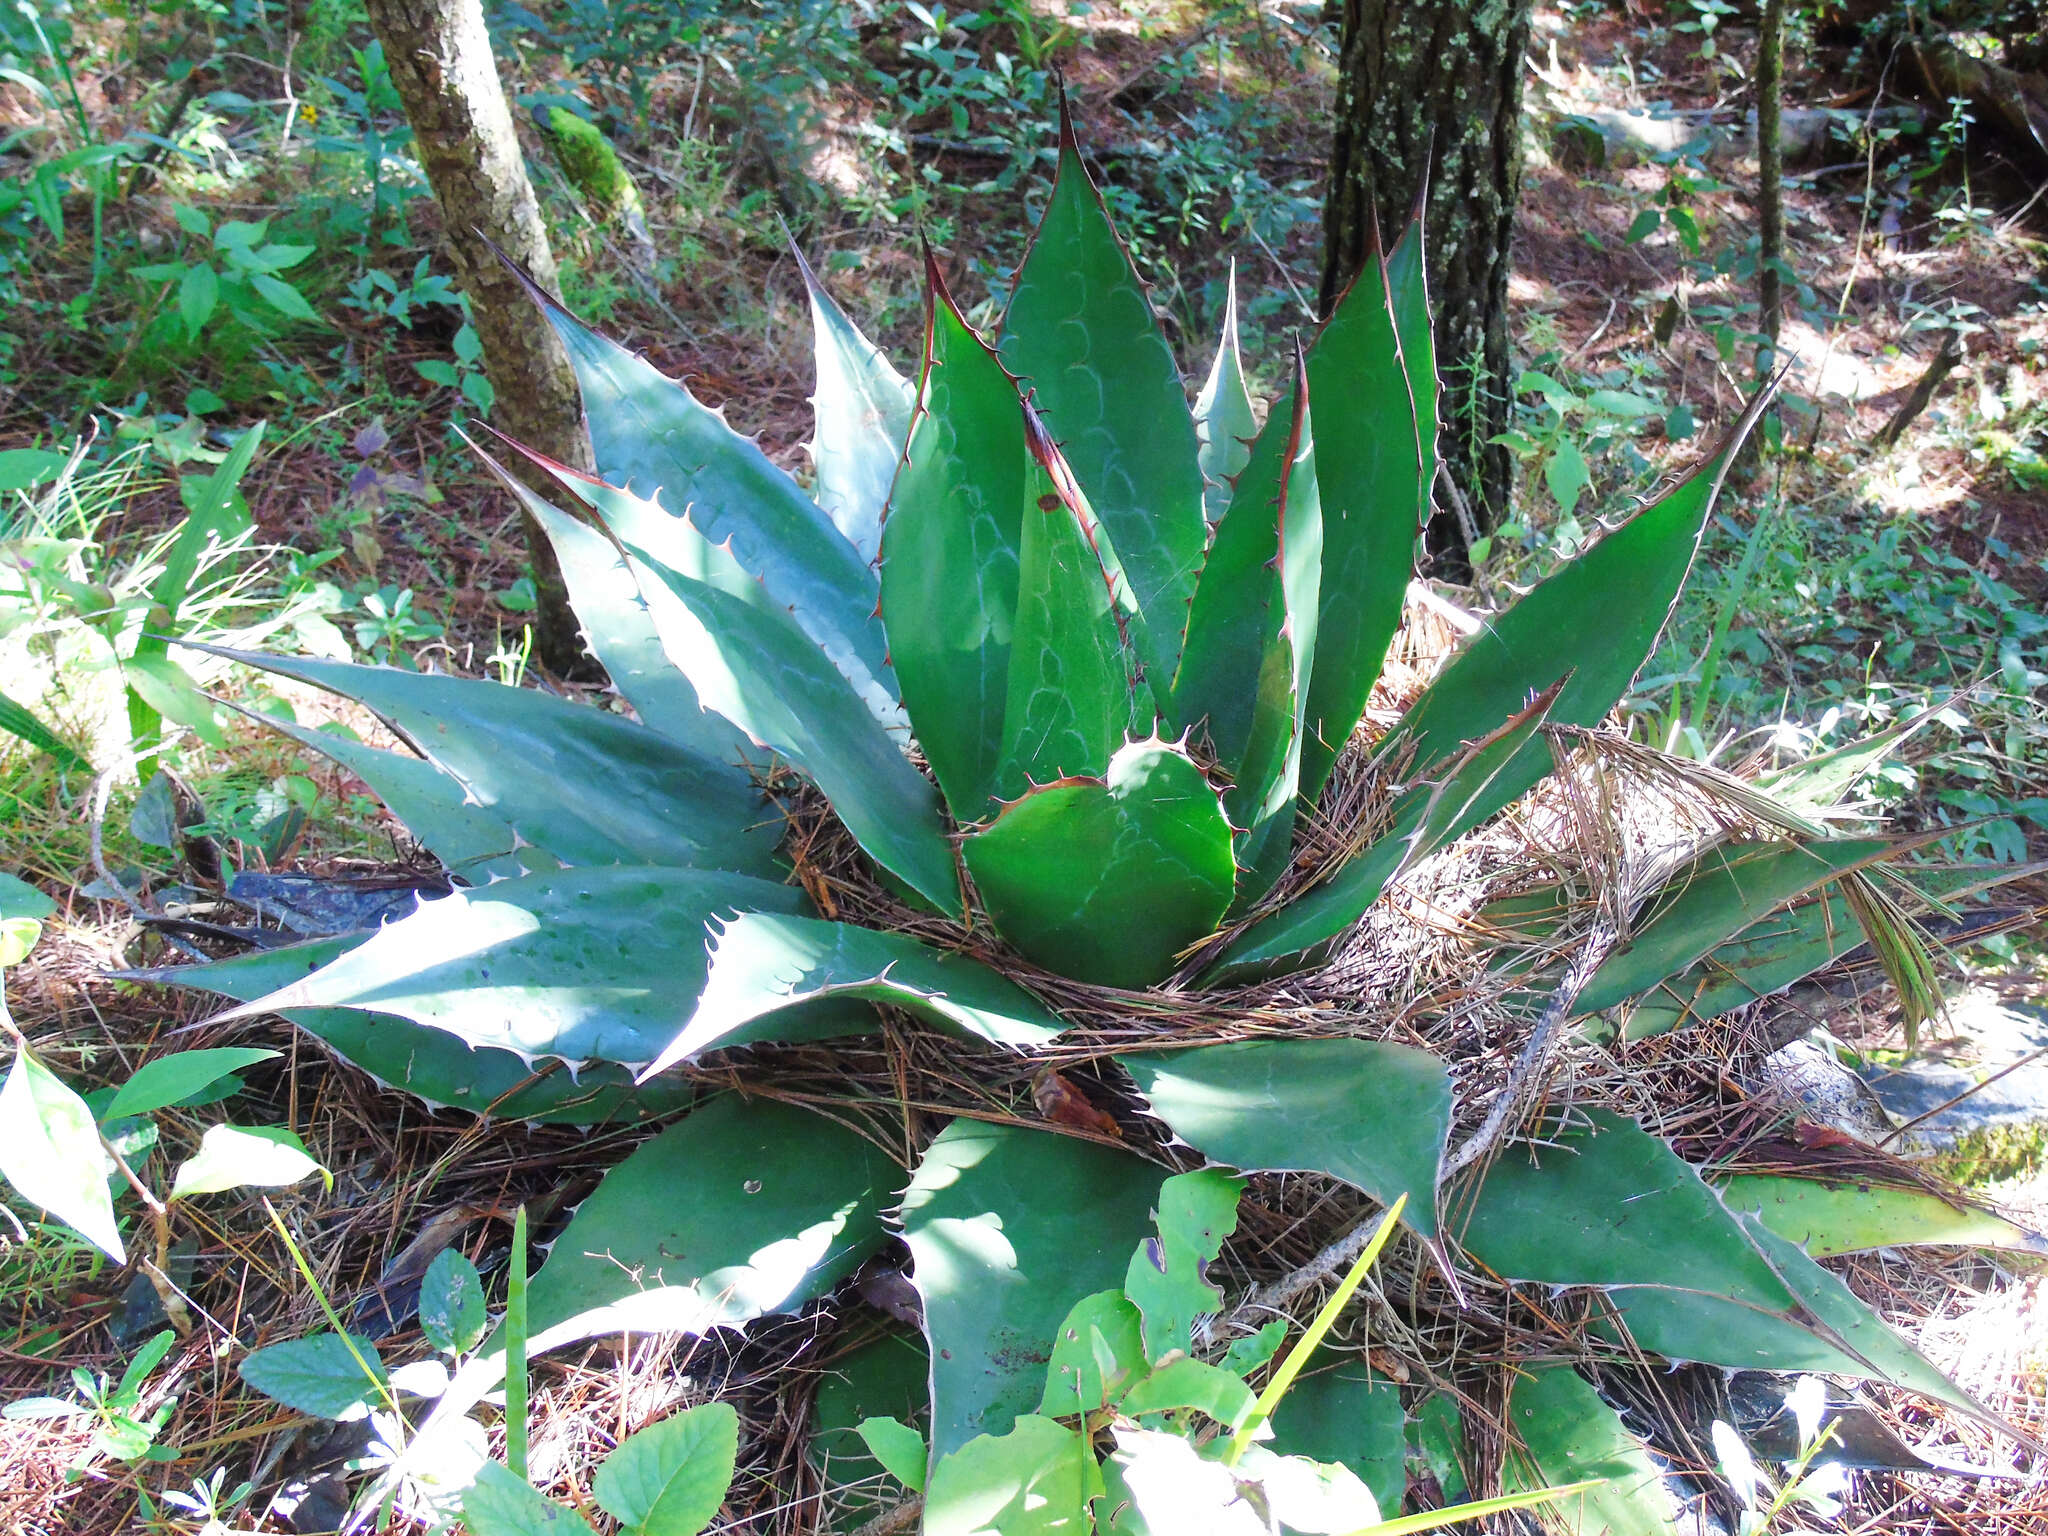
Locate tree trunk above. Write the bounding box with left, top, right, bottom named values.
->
left=361, top=0, right=591, bottom=675
left=1320, top=0, right=1535, bottom=577
left=1756, top=0, right=1787, bottom=371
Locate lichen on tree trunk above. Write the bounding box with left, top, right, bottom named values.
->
left=1320, top=0, right=1535, bottom=576
left=361, top=0, right=592, bottom=674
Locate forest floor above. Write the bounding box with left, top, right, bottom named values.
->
left=3, top=2, right=2047, bottom=1533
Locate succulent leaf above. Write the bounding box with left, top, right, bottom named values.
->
left=1121, top=1039, right=1451, bottom=1239
left=477, top=446, right=754, bottom=765
left=204, top=867, right=814, bottom=1069
left=629, top=546, right=964, bottom=917
left=1209, top=680, right=1562, bottom=980
left=517, top=267, right=901, bottom=721
left=1388, top=390, right=1769, bottom=829
left=998, top=120, right=1207, bottom=693
left=1296, top=247, right=1425, bottom=803
left=880, top=278, right=1029, bottom=820
left=434, top=1095, right=893, bottom=1419
left=1193, top=264, right=1257, bottom=526
left=809, top=1331, right=931, bottom=1531
left=1501, top=1366, right=1681, bottom=1536
left=1716, top=1175, right=2046, bottom=1258
left=250, top=714, right=533, bottom=881
left=642, top=911, right=1065, bottom=1074
left=963, top=740, right=1234, bottom=988
left=1174, top=350, right=1321, bottom=902
left=995, top=413, right=1138, bottom=797
left=1383, top=213, right=1440, bottom=526
left=1610, top=861, right=2008, bottom=1042
left=1461, top=1110, right=1980, bottom=1411
left=799, top=245, right=915, bottom=566
left=900, top=1117, right=1167, bottom=1459
left=192, top=646, right=780, bottom=878
left=121, top=939, right=692, bottom=1124
left=1607, top=1215, right=1987, bottom=1415
left=1573, top=835, right=1921, bottom=1019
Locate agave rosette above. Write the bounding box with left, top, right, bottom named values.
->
left=141, top=117, right=2033, bottom=1523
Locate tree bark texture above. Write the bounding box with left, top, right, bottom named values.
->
left=361, top=0, right=592, bottom=674
left=1756, top=0, right=1787, bottom=369
left=1320, top=0, right=1535, bottom=574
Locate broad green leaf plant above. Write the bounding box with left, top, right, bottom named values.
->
left=133, top=113, right=2032, bottom=1529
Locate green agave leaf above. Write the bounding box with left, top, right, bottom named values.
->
left=474, top=440, right=752, bottom=765
left=880, top=268, right=1027, bottom=821
left=799, top=245, right=914, bottom=567
left=1121, top=1039, right=1451, bottom=1240
left=119, top=938, right=692, bottom=1124
left=1574, top=835, right=1915, bottom=1020
left=1383, top=211, right=1440, bottom=534
left=900, top=1117, right=1167, bottom=1458
left=924, top=1414, right=1103, bottom=1536
left=1603, top=1215, right=1986, bottom=1416
left=1715, top=1174, right=2046, bottom=1258
left=1613, top=862, right=2012, bottom=1042
left=1124, top=1168, right=1244, bottom=1363
left=628, top=546, right=962, bottom=917
left=1208, top=680, right=1562, bottom=982
left=1039, top=1291, right=1147, bottom=1419
left=1296, top=246, right=1424, bottom=804
left=514, top=264, right=899, bottom=722
left=1174, top=350, right=1322, bottom=900
left=995, top=409, right=1137, bottom=797
left=205, top=867, right=813, bottom=1068
left=247, top=713, right=531, bottom=881
left=642, top=911, right=1064, bottom=1074
left=1266, top=1353, right=1406, bottom=1520
left=1456, top=1108, right=1795, bottom=1308
left=197, top=647, right=777, bottom=878
left=436, top=1095, right=892, bottom=1418
left=963, top=739, right=1234, bottom=988
left=1193, top=264, right=1256, bottom=526
left=1385, top=389, right=1771, bottom=832
left=998, top=113, right=1206, bottom=694
left=1501, top=1366, right=1679, bottom=1536
left=810, top=1331, right=931, bottom=1532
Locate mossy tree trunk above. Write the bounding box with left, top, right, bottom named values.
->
left=1320, top=0, right=1535, bottom=577
left=361, top=0, right=592, bottom=674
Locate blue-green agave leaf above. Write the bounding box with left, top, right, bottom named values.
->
left=994, top=410, right=1137, bottom=797
left=1297, top=245, right=1424, bottom=804
left=1502, top=1366, right=1680, bottom=1536
left=510, top=264, right=900, bottom=722
left=432, top=1096, right=892, bottom=1420
left=119, top=938, right=691, bottom=1124
left=204, top=867, right=814, bottom=1068
left=191, top=646, right=779, bottom=878
left=1174, top=349, right=1321, bottom=900
left=880, top=268, right=1028, bottom=820
left=1121, top=1039, right=1450, bottom=1239
left=628, top=540, right=963, bottom=917
left=900, top=1117, right=1167, bottom=1459
left=963, top=739, right=1235, bottom=988
left=641, top=911, right=1065, bottom=1073
left=799, top=245, right=914, bottom=567
left=998, top=110, right=1206, bottom=695
left=1193, top=263, right=1256, bottom=526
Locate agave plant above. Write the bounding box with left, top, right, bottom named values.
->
left=143, top=118, right=2035, bottom=1530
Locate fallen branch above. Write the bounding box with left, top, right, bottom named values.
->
left=1874, top=330, right=1965, bottom=448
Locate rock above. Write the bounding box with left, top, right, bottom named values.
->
left=1747, top=1034, right=1899, bottom=1145
left=1858, top=987, right=2048, bottom=1154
